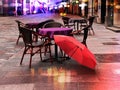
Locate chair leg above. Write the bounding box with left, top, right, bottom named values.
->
left=29, top=48, right=33, bottom=68
left=91, top=27, right=95, bottom=35
left=81, top=41, right=87, bottom=47
left=88, top=26, right=95, bottom=35
left=73, top=23, right=76, bottom=30
left=82, top=28, right=88, bottom=47
left=49, top=46, right=52, bottom=57
left=16, top=36, right=20, bottom=45
left=44, top=46, right=48, bottom=56
left=47, top=45, right=52, bottom=63
left=40, top=49, right=43, bottom=61
left=20, top=48, right=26, bottom=65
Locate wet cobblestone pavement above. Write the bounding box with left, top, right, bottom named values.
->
left=95, top=53, right=120, bottom=63
left=0, top=13, right=120, bottom=90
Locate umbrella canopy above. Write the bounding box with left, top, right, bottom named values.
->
left=54, top=35, right=97, bottom=69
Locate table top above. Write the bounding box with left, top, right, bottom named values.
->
left=26, top=22, right=40, bottom=28
left=62, top=15, right=86, bottom=22
left=39, top=27, right=73, bottom=39
left=40, top=27, right=72, bottom=31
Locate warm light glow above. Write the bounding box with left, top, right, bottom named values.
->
left=82, top=0, right=88, bottom=2
left=67, top=4, right=70, bottom=7
left=60, top=13, right=66, bottom=16
left=30, top=68, right=35, bottom=76
left=115, top=5, right=120, bottom=9
left=76, top=0, right=79, bottom=4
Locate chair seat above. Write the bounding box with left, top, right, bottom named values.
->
left=31, top=41, right=44, bottom=47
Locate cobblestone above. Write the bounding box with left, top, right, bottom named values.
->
left=0, top=13, right=120, bottom=90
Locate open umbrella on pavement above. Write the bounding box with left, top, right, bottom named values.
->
left=54, top=35, right=97, bottom=69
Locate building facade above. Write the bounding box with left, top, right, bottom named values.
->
left=88, top=0, right=120, bottom=27
left=67, top=0, right=120, bottom=27
left=0, top=0, right=23, bottom=16
left=0, top=0, right=120, bottom=27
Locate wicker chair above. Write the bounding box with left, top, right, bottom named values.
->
left=15, top=20, right=25, bottom=45
left=71, top=25, right=90, bottom=47
left=36, top=19, right=55, bottom=31
left=80, top=16, right=95, bottom=35
left=19, top=26, right=52, bottom=68
left=42, top=21, right=63, bottom=28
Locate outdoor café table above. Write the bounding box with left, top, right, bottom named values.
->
left=63, top=15, right=87, bottom=31
left=69, top=17, right=87, bottom=31
left=39, top=27, right=73, bottom=60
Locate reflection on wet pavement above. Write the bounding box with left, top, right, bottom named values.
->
left=95, top=53, right=120, bottom=63
left=0, top=13, right=120, bottom=90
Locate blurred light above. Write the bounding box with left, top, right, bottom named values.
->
left=33, top=10, right=37, bottom=14
left=49, top=7, right=53, bottom=10
left=115, top=5, right=120, bottom=9
left=30, top=68, right=35, bottom=76
left=54, top=6, right=58, bottom=9
left=58, top=4, right=63, bottom=8
left=60, top=13, right=66, bottom=16
left=113, top=69, right=120, bottom=74
left=67, top=5, right=70, bottom=7
left=60, top=2, right=67, bottom=5
left=82, top=0, right=88, bottom=2
left=44, top=4, right=47, bottom=8
left=79, top=3, right=87, bottom=10
left=63, top=13, right=66, bottom=16
left=59, top=2, right=67, bottom=7
left=76, top=0, right=79, bottom=4
left=23, top=8, right=29, bottom=12
left=60, top=13, right=63, bottom=16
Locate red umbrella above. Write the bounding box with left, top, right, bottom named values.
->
left=54, top=35, right=97, bottom=69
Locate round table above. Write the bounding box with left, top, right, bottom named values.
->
left=39, top=27, right=73, bottom=60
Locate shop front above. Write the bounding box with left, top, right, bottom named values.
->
left=88, top=0, right=119, bottom=27
left=113, top=0, right=120, bottom=27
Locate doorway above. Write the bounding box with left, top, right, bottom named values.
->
left=101, top=0, right=106, bottom=23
